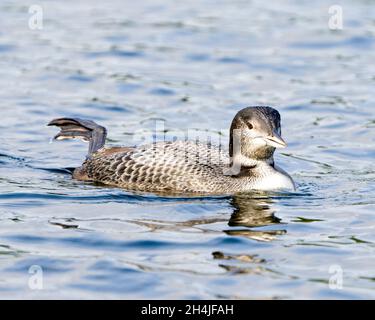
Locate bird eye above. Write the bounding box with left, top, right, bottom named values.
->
left=247, top=122, right=253, bottom=129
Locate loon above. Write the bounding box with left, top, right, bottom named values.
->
left=48, top=106, right=295, bottom=194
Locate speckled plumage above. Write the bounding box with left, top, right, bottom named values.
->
left=48, top=107, right=295, bottom=194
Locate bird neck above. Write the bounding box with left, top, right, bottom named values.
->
left=225, top=153, right=274, bottom=176
left=228, top=129, right=275, bottom=174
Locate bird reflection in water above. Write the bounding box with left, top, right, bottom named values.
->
left=68, top=191, right=287, bottom=277
left=214, top=192, right=287, bottom=276
left=225, top=192, right=286, bottom=242
left=129, top=192, right=286, bottom=242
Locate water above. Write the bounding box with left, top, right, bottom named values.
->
left=0, top=0, right=374, bottom=299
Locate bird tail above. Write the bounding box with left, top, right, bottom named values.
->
left=47, top=118, right=107, bottom=156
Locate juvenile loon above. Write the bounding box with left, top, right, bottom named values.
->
left=48, top=106, right=295, bottom=194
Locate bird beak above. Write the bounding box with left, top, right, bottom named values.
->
left=265, top=130, right=287, bottom=148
